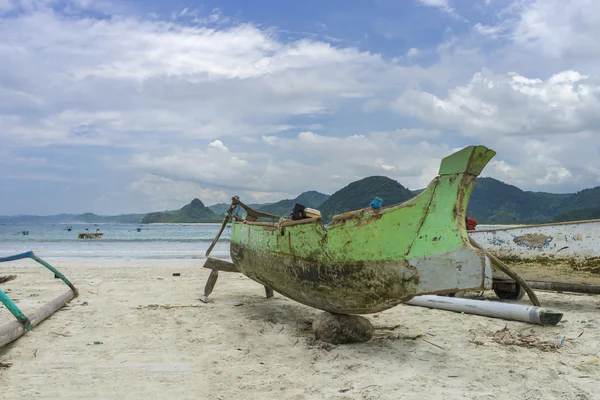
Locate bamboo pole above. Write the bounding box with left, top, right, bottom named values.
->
left=0, top=290, right=76, bottom=348
left=406, top=295, right=563, bottom=326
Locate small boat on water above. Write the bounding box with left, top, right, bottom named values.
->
left=202, top=145, right=498, bottom=314
left=469, top=219, right=600, bottom=297
left=77, top=233, right=104, bottom=239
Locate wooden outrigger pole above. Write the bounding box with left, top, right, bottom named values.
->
left=0, top=251, right=78, bottom=348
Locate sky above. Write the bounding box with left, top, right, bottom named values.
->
left=1, top=0, right=599, bottom=215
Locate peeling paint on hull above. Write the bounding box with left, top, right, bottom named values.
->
left=470, top=220, right=600, bottom=285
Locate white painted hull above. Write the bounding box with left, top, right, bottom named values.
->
left=469, top=219, right=600, bottom=285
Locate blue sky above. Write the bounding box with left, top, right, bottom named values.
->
left=1, top=0, right=599, bottom=215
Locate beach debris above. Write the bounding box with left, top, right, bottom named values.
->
left=87, top=341, right=103, bottom=345
left=422, top=338, right=445, bottom=350
left=406, top=295, right=563, bottom=326
left=313, top=312, right=374, bottom=344
left=0, top=275, right=16, bottom=284
left=135, top=304, right=203, bottom=310
left=486, top=326, right=564, bottom=351
left=172, top=273, right=181, bottom=277
left=0, top=361, right=13, bottom=368
left=580, top=358, right=598, bottom=366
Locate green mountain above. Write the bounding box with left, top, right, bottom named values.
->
left=73, top=212, right=146, bottom=224
left=208, top=203, right=231, bottom=216
left=208, top=201, right=273, bottom=217
left=467, top=178, right=600, bottom=224
left=552, top=207, right=600, bottom=222
left=258, top=191, right=330, bottom=218
left=318, top=176, right=414, bottom=223
left=141, top=198, right=221, bottom=223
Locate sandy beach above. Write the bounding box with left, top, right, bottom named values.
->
left=1, top=257, right=599, bottom=400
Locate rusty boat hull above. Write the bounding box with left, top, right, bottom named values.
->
left=228, top=145, right=497, bottom=314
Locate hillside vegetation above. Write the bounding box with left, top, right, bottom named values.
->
left=318, top=176, right=414, bottom=223
left=141, top=199, right=221, bottom=223
left=257, top=191, right=330, bottom=218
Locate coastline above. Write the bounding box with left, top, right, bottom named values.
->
left=1, top=257, right=599, bottom=399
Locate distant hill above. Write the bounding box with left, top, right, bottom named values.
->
left=467, top=178, right=600, bottom=224
left=208, top=201, right=273, bottom=217
left=258, top=191, right=330, bottom=218
left=319, top=176, right=414, bottom=223
left=73, top=212, right=146, bottom=224
left=552, top=207, right=600, bottom=222
left=2, top=180, right=598, bottom=226
left=0, top=212, right=145, bottom=224
left=467, top=178, right=569, bottom=224
left=207, top=203, right=231, bottom=216
left=141, top=198, right=221, bottom=223
left=0, top=214, right=76, bottom=224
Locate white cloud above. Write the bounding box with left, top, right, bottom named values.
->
left=126, top=130, right=456, bottom=202
left=415, top=0, right=463, bottom=20
left=407, top=47, right=420, bottom=58
left=511, top=0, right=600, bottom=60
left=0, top=0, right=15, bottom=12
left=0, top=4, right=420, bottom=148
left=393, top=70, right=600, bottom=136
left=416, top=0, right=449, bottom=8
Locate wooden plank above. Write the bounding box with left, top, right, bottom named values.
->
left=203, top=269, right=219, bottom=298
left=203, top=258, right=240, bottom=273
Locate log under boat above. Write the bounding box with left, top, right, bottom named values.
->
left=205, top=145, right=498, bottom=314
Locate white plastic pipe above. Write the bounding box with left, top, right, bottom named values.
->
left=406, top=295, right=563, bottom=326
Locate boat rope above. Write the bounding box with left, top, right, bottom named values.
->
left=469, top=237, right=541, bottom=307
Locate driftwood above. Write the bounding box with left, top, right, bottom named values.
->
left=0, top=289, right=76, bottom=348
left=0, top=275, right=16, bottom=284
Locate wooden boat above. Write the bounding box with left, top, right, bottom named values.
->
left=469, top=220, right=600, bottom=297
left=1, top=251, right=78, bottom=347
left=77, top=232, right=104, bottom=239
left=202, top=145, right=498, bottom=314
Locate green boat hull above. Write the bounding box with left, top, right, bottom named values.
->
left=229, top=145, right=496, bottom=314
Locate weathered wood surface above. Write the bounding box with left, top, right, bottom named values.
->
left=469, top=220, right=600, bottom=285
left=203, top=269, right=219, bottom=297
left=203, top=257, right=240, bottom=273
left=0, top=289, right=76, bottom=348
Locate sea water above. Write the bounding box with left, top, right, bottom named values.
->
left=0, top=223, right=232, bottom=259
left=0, top=222, right=510, bottom=260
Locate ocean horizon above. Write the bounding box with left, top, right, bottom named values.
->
left=0, top=221, right=515, bottom=260
left=0, top=223, right=231, bottom=260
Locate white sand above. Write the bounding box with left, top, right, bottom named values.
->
left=1, top=257, right=599, bottom=400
